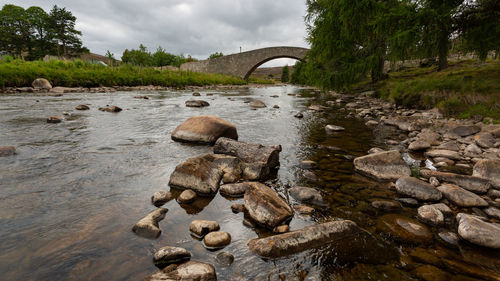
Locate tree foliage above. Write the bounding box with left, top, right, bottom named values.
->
left=281, top=65, right=290, bottom=83
left=122, top=44, right=197, bottom=68
left=208, top=52, right=223, bottom=59
left=0, top=4, right=85, bottom=59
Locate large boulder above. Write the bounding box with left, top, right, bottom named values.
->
left=144, top=261, right=216, bottom=281
left=132, top=208, right=168, bottom=239
left=169, top=154, right=241, bottom=196
left=244, top=182, right=293, bottom=228
left=171, top=115, right=238, bottom=145
left=420, top=170, right=491, bottom=194
left=213, top=137, right=281, bottom=181
left=437, top=184, right=488, bottom=207
left=473, top=159, right=500, bottom=188
left=32, top=78, right=52, bottom=89
left=395, top=177, right=442, bottom=201
left=248, top=220, right=395, bottom=263
left=353, top=150, right=411, bottom=181
left=456, top=213, right=500, bottom=249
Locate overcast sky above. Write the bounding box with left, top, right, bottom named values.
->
left=4, top=0, right=309, bottom=67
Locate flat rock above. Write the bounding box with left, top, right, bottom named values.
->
left=249, top=100, right=266, bottom=108
left=409, top=140, right=431, bottom=151
left=153, top=246, right=191, bottom=268
left=417, top=129, right=441, bottom=145
left=438, top=231, right=460, bottom=248
left=437, top=184, right=488, bottom=207
left=213, top=137, right=281, bottom=181
left=293, top=204, right=315, bottom=214
left=144, top=261, right=216, bottom=281
left=484, top=207, right=500, bottom=220
left=203, top=231, right=231, bottom=249
left=177, top=189, right=197, bottom=204
left=169, top=154, right=241, bottom=196
left=220, top=182, right=250, bottom=197
left=464, top=143, right=482, bottom=156
left=371, top=200, right=402, bottom=212
left=289, top=186, right=325, bottom=206
left=249, top=220, right=394, bottom=263
left=189, top=220, right=220, bottom=237
left=0, top=146, right=16, bottom=157
left=417, top=205, right=444, bottom=225
left=216, top=252, right=234, bottom=266
left=456, top=213, right=500, bottom=249
left=32, top=78, right=52, bottom=89
left=325, top=125, right=345, bottom=132
left=353, top=150, right=411, bottom=181
left=171, top=115, right=238, bottom=144
left=273, top=225, right=289, bottom=233
left=475, top=133, right=495, bottom=148
left=132, top=208, right=168, bottom=239
left=451, top=125, right=481, bottom=137
left=473, top=159, right=500, bottom=188
left=425, top=149, right=461, bottom=160
left=230, top=203, right=246, bottom=213
left=244, top=182, right=293, bottom=228
left=75, top=104, right=90, bottom=110
left=395, top=198, right=419, bottom=207
left=376, top=214, right=433, bottom=244
left=152, top=191, right=173, bottom=207
left=436, top=141, right=460, bottom=152
left=185, top=100, right=210, bottom=107
left=420, top=170, right=491, bottom=193
left=429, top=203, right=452, bottom=215
left=47, top=115, right=63, bottom=123
left=395, top=177, right=442, bottom=201
left=368, top=147, right=385, bottom=154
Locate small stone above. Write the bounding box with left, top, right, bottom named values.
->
left=231, top=203, right=246, bottom=213
left=250, top=100, right=266, bottom=108
left=299, top=160, right=316, bottom=169
left=186, top=100, right=210, bottom=107
left=293, top=204, right=315, bottom=214
left=464, top=143, right=482, bottom=156
left=395, top=198, right=419, bottom=207
left=47, top=116, right=63, bottom=123
left=220, top=182, right=250, bottom=198
left=0, top=146, right=16, bottom=157
left=273, top=105, right=280, bottom=109
left=417, top=205, right=444, bottom=225
left=294, top=112, right=303, bottom=118
left=409, top=140, right=431, bottom=151
left=75, top=104, right=90, bottom=110
left=153, top=246, right=191, bottom=268
left=203, top=231, right=231, bottom=249
left=325, top=124, right=345, bottom=132
left=132, top=208, right=168, bottom=239
left=98, top=105, right=122, bottom=112
left=189, top=220, right=220, bottom=237
left=365, top=120, right=379, bottom=126
left=429, top=177, right=440, bottom=187
left=438, top=231, right=459, bottom=248
left=289, top=186, right=325, bottom=206
left=273, top=225, right=290, bottom=233
left=484, top=206, right=500, bottom=219
left=192, top=92, right=201, bottom=96
left=144, top=261, right=216, bottom=281
left=371, top=200, right=402, bottom=212
left=177, top=189, right=197, bottom=204
left=395, top=177, right=442, bottom=201
left=216, top=252, right=234, bottom=266
left=368, top=147, right=385, bottom=154
left=152, top=191, right=173, bottom=207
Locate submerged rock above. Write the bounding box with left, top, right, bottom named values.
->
left=244, top=182, right=293, bottom=228
left=473, top=159, right=500, bottom=188
left=171, top=115, right=238, bottom=144
left=376, top=214, right=433, bottom=244
left=437, top=184, right=488, bottom=207
left=249, top=100, right=266, bottom=108
left=456, top=213, right=500, bottom=249
left=371, top=200, right=402, bottom=212
left=417, top=205, right=444, bottom=226
left=0, top=146, right=16, bottom=157
left=438, top=231, right=460, bottom=248
left=144, top=261, right=216, bottom=281
left=189, top=220, right=220, bottom=237
left=248, top=220, right=395, bottom=263
left=395, top=177, right=442, bottom=201
left=153, top=246, right=191, bottom=268
left=75, top=104, right=90, bottom=110
left=203, top=231, right=231, bottom=249
left=353, top=150, right=411, bottom=181
left=47, top=115, right=63, bottom=123
left=289, top=186, right=325, bottom=206
left=185, top=100, right=210, bottom=107
left=98, top=105, right=122, bottom=112
left=151, top=191, right=173, bottom=207
left=216, top=252, right=234, bottom=266
left=132, top=208, right=168, bottom=239
left=325, top=125, right=345, bottom=132
left=213, top=137, right=281, bottom=181
left=169, top=154, right=241, bottom=196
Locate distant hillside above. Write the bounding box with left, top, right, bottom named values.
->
left=250, top=66, right=294, bottom=80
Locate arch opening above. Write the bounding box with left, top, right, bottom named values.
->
left=244, top=55, right=305, bottom=80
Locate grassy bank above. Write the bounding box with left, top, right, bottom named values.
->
left=0, top=58, right=246, bottom=88
left=357, top=59, right=500, bottom=120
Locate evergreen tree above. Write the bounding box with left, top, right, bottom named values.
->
left=47, top=5, right=82, bottom=56
left=281, top=65, right=290, bottom=83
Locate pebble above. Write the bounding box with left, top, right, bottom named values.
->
left=177, top=189, right=197, bottom=204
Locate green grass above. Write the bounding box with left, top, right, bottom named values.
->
left=0, top=58, right=246, bottom=88
left=247, top=77, right=276, bottom=84
left=355, top=59, right=500, bottom=120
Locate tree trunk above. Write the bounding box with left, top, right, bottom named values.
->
left=437, top=32, right=449, bottom=71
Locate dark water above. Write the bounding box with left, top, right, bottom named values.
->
left=0, top=86, right=498, bottom=280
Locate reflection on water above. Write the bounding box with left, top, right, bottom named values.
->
left=1, top=86, right=499, bottom=280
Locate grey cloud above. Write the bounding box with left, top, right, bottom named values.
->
left=5, top=0, right=308, bottom=66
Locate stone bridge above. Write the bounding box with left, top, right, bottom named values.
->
left=180, top=46, right=309, bottom=80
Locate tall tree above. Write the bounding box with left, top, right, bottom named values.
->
left=152, top=46, right=175, bottom=68
left=281, top=65, right=290, bottom=83
left=0, top=5, right=31, bottom=57
left=25, top=6, right=51, bottom=59
left=47, top=5, right=82, bottom=56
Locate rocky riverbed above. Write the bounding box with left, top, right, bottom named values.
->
left=0, top=85, right=499, bottom=280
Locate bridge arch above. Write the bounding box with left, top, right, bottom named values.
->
left=180, top=46, right=308, bottom=80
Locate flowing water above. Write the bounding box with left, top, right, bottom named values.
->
left=0, top=86, right=498, bottom=280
